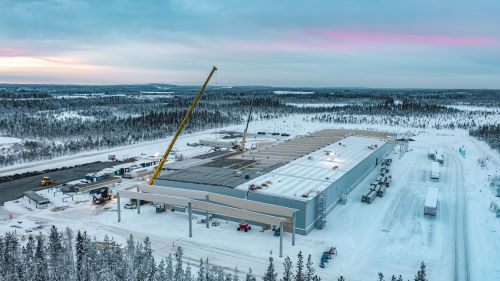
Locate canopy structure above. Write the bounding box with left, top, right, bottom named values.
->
left=115, top=183, right=298, bottom=257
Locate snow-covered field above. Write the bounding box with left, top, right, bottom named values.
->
left=1, top=118, right=499, bottom=280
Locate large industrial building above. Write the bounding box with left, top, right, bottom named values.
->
left=151, top=129, right=395, bottom=235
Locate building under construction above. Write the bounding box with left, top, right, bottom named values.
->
left=153, top=128, right=395, bottom=235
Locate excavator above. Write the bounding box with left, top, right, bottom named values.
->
left=233, top=92, right=256, bottom=152
left=148, top=66, right=218, bottom=185
left=41, top=176, right=56, bottom=186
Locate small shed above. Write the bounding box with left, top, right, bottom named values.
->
left=23, top=191, right=50, bottom=208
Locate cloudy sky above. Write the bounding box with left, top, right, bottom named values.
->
left=1, top=0, right=499, bottom=88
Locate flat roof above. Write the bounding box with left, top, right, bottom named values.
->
left=425, top=187, right=439, bottom=207
left=234, top=136, right=386, bottom=201
left=158, top=129, right=392, bottom=192
left=23, top=191, right=50, bottom=205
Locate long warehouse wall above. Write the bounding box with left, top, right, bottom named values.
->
left=304, top=142, right=395, bottom=233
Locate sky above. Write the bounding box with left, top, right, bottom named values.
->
left=1, top=0, right=500, bottom=88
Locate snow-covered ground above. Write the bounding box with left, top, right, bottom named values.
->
left=1, top=119, right=499, bottom=280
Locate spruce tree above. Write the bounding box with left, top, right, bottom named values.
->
left=245, top=268, right=256, bottom=281
left=138, top=237, right=155, bottom=281
left=217, top=265, right=225, bottom=281
left=197, top=258, right=205, bottom=281
left=48, top=226, right=66, bottom=281
left=184, top=262, right=193, bottom=281
left=2, top=232, right=21, bottom=281
left=21, top=235, right=36, bottom=280
left=165, top=254, right=174, bottom=281
left=262, top=256, right=277, bottom=281
left=125, top=234, right=137, bottom=281
left=305, top=254, right=315, bottom=281
left=34, top=233, right=49, bottom=281
left=294, top=252, right=304, bottom=281
left=414, top=262, right=427, bottom=281
left=155, top=259, right=167, bottom=281
left=378, top=272, right=384, bottom=281
left=233, top=267, right=239, bottom=281
left=282, top=256, right=293, bottom=281
left=75, top=231, right=85, bottom=281
left=174, top=246, right=185, bottom=280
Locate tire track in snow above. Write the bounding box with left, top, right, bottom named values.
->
left=450, top=153, right=470, bottom=281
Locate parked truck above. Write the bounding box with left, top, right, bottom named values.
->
left=424, top=188, right=439, bottom=217
left=430, top=162, right=440, bottom=181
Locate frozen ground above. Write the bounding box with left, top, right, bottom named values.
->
left=1, top=120, right=499, bottom=280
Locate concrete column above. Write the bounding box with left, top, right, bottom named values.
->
left=279, top=221, right=283, bottom=258
left=205, top=195, right=209, bottom=228
left=137, top=200, right=140, bottom=214
left=292, top=211, right=296, bottom=246
left=117, top=193, right=121, bottom=222
left=188, top=202, right=193, bottom=238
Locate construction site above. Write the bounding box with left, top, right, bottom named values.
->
left=137, top=129, right=394, bottom=235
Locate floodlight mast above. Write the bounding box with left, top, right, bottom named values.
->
left=148, top=66, right=218, bottom=185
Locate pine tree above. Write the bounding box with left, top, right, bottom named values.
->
left=391, top=275, right=397, bottom=281
left=34, top=233, right=49, bottom=281
left=216, top=266, right=225, bottom=281
left=282, top=256, right=293, bottom=281
left=20, top=235, right=36, bottom=280
left=245, top=268, right=256, bottom=281
left=155, top=259, right=167, bottom=281
left=63, top=227, right=76, bottom=280
left=263, top=256, right=277, bottom=281
left=125, top=234, right=137, bottom=281
left=197, top=258, right=205, bottom=281
left=138, top=237, right=155, bottom=281
left=294, top=252, right=304, bottom=281
left=165, top=254, right=174, bottom=281
left=174, top=246, right=185, bottom=280
left=414, top=262, right=427, bottom=281
left=48, top=226, right=66, bottom=281
left=397, top=275, right=403, bottom=281
left=225, top=273, right=233, bottom=281
left=337, top=276, right=345, bottom=281
left=378, top=272, right=384, bottom=281
left=2, top=232, right=21, bottom=281
left=233, top=267, right=239, bottom=281
left=305, top=254, right=315, bottom=281
left=75, top=231, right=85, bottom=281
left=184, top=262, right=193, bottom=281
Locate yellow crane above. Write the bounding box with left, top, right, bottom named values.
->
left=148, top=66, right=218, bottom=185
left=238, top=92, right=256, bottom=152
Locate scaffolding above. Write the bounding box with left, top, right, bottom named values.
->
left=316, top=190, right=327, bottom=229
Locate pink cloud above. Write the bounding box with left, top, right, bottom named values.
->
left=317, top=29, right=499, bottom=46
left=0, top=48, right=30, bottom=56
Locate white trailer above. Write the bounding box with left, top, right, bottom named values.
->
left=123, top=166, right=155, bottom=179
left=424, top=188, right=439, bottom=216
left=430, top=162, right=440, bottom=181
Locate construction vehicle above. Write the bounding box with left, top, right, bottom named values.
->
left=40, top=176, right=56, bottom=186
left=233, top=92, right=256, bottom=152
left=90, top=187, right=112, bottom=205
left=148, top=66, right=218, bottom=185
left=319, top=247, right=337, bottom=268
left=237, top=221, right=251, bottom=232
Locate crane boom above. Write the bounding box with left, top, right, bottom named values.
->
left=148, top=66, right=218, bottom=185
left=240, top=92, right=256, bottom=149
